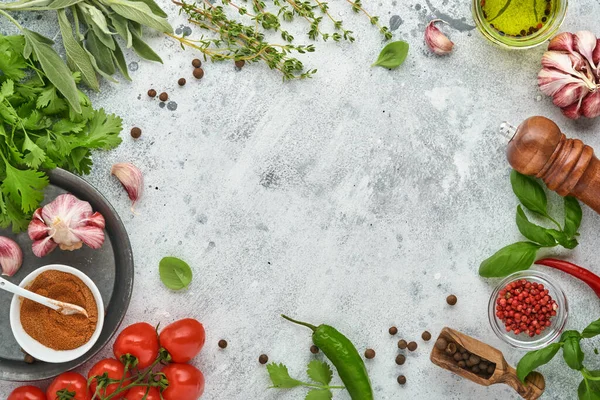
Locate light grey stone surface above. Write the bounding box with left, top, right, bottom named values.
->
left=2, top=0, right=600, bottom=399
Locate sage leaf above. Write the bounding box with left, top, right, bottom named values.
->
left=582, top=318, right=600, bottom=339
left=372, top=40, right=409, bottom=69
left=479, top=242, right=540, bottom=278
left=131, top=30, right=162, bottom=63
left=22, top=29, right=81, bottom=113
left=46, top=0, right=85, bottom=9
left=111, top=39, right=131, bottom=80
left=109, top=13, right=133, bottom=48
left=82, top=46, right=118, bottom=82
left=85, top=30, right=116, bottom=75
left=564, top=196, right=583, bottom=238
left=516, top=343, right=562, bottom=383
left=57, top=9, right=100, bottom=91
left=561, top=331, right=584, bottom=370
left=131, top=0, right=167, bottom=18
left=78, top=3, right=115, bottom=50
left=106, top=0, right=173, bottom=33
left=515, top=205, right=557, bottom=247
left=159, top=256, right=193, bottom=290
left=510, top=170, right=549, bottom=217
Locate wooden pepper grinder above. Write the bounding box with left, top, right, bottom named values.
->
left=503, top=116, right=600, bottom=214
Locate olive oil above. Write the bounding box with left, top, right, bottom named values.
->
left=481, top=0, right=558, bottom=37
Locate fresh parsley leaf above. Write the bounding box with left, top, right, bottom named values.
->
left=0, top=80, right=15, bottom=98
left=517, top=343, right=562, bottom=383
left=305, top=389, right=332, bottom=400
left=82, top=108, right=123, bottom=149
left=267, top=363, right=302, bottom=388
left=1, top=162, right=49, bottom=213
left=22, top=135, right=47, bottom=169
left=307, top=360, right=333, bottom=385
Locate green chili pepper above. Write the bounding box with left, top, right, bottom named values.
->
left=281, top=314, right=373, bottom=400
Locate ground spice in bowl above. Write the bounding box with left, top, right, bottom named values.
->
left=20, top=270, right=98, bottom=350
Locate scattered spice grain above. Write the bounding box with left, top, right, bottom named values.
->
left=218, top=340, right=228, bottom=349
left=178, top=78, right=187, bottom=86
left=395, top=354, right=406, bottom=365
left=147, top=89, right=157, bottom=97
left=434, top=337, right=448, bottom=350
left=389, top=326, right=398, bottom=335
left=364, top=349, right=376, bottom=359
left=398, top=339, right=408, bottom=349
left=397, top=375, right=406, bottom=385
left=422, top=331, right=432, bottom=341
left=159, top=92, right=168, bottom=102
left=259, top=354, right=269, bottom=364
left=310, top=345, right=319, bottom=354
left=192, top=58, right=202, bottom=68
left=235, top=60, right=245, bottom=69
left=193, top=68, right=205, bottom=79
left=446, top=294, right=458, bottom=305
left=130, top=127, right=142, bottom=139
left=407, top=341, right=418, bottom=352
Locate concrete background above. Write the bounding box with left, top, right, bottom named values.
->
left=2, top=0, right=600, bottom=398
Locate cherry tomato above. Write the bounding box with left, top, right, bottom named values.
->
left=46, top=372, right=90, bottom=400
left=124, top=386, right=161, bottom=400
left=161, top=363, right=205, bottom=400
left=88, top=358, right=131, bottom=399
left=159, top=318, right=206, bottom=363
left=7, top=386, right=45, bottom=400
left=114, top=322, right=159, bottom=369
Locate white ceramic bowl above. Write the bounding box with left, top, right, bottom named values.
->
left=9, top=264, right=104, bottom=363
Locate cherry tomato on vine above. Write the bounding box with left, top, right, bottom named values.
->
left=159, top=318, right=205, bottom=363
left=88, top=358, right=131, bottom=399
left=124, top=386, right=161, bottom=400
left=113, top=322, right=159, bottom=369
left=161, top=363, right=205, bottom=400
left=46, top=372, right=90, bottom=400
left=7, top=386, right=45, bottom=400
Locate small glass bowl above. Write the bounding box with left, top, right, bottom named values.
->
left=472, top=0, right=568, bottom=49
left=488, top=270, right=568, bottom=350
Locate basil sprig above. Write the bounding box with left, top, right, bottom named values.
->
left=479, top=170, right=582, bottom=277
left=517, top=318, right=600, bottom=400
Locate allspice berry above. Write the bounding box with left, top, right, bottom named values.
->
left=421, top=331, right=432, bottom=341
left=147, top=89, right=157, bottom=97
left=192, top=58, right=202, bottom=68
left=364, top=349, right=376, bottom=359
left=447, top=294, right=458, bottom=306
left=235, top=59, right=245, bottom=68
left=178, top=78, right=186, bottom=86
left=310, top=345, right=319, bottom=354
left=395, top=354, right=406, bottom=365
left=389, top=326, right=398, bottom=335
left=193, top=68, right=204, bottom=79
left=398, top=339, right=408, bottom=349
left=218, top=339, right=228, bottom=349
left=434, top=338, right=448, bottom=350
left=407, top=341, right=418, bottom=352
left=130, top=127, right=142, bottom=139
left=159, top=92, right=168, bottom=102
left=259, top=354, right=269, bottom=364
left=397, top=375, right=406, bottom=385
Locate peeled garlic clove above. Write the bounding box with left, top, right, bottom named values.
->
left=425, top=19, right=454, bottom=55
left=553, top=83, right=585, bottom=108
left=0, top=237, right=23, bottom=276
left=549, top=32, right=575, bottom=53
left=111, top=163, right=143, bottom=208
left=574, top=31, right=598, bottom=68
left=582, top=91, right=600, bottom=118
left=538, top=67, right=581, bottom=96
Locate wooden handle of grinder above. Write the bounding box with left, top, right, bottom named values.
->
left=507, top=116, right=600, bottom=214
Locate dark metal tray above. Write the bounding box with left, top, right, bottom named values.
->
left=0, top=168, right=134, bottom=381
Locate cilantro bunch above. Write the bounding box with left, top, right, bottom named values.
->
left=0, top=34, right=122, bottom=232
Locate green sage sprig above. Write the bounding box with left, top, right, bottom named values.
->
left=479, top=170, right=582, bottom=278
left=517, top=317, right=600, bottom=400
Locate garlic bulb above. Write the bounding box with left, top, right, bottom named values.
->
left=28, top=193, right=105, bottom=257
left=111, top=163, right=143, bottom=208
left=0, top=237, right=23, bottom=276
left=425, top=19, right=454, bottom=55
left=538, top=31, right=600, bottom=119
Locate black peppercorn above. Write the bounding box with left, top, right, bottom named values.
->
left=178, top=78, right=186, bottom=86
left=259, top=354, right=269, bottom=364
left=310, top=345, right=319, bottom=354
left=218, top=339, right=228, bottom=349
left=397, top=375, right=406, bottom=385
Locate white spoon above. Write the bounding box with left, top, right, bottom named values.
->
left=0, top=276, right=89, bottom=317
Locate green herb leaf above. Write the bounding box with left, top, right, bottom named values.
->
left=547, top=229, right=579, bottom=250
left=479, top=242, right=540, bottom=277
left=510, top=170, right=549, bottom=218
left=564, top=196, right=583, bottom=238
left=106, top=0, right=173, bottom=33
left=84, top=30, right=116, bottom=76
left=1, top=162, right=49, bottom=213
left=109, top=14, right=133, bottom=48
left=578, top=374, right=600, bottom=400
left=516, top=343, right=562, bottom=383
left=111, top=40, right=132, bottom=81
left=305, top=389, right=332, bottom=400
left=515, top=205, right=557, bottom=247
left=22, top=29, right=81, bottom=113
left=372, top=40, right=409, bottom=69
left=582, top=318, right=600, bottom=339
left=159, top=256, right=193, bottom=290
left=130, top=30, right=163, bottom=63
left=561, top=330, right=584, bottom=370
left=130, top=0, right=168, bottom=17
left=266, top=363, right=302, bottom=388
left=307, top=360, right=333, bottom=385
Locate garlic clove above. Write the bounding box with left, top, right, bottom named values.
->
left=82, top=212, right=106, bottom=229
left=0, top=237, right=23, bottom=276
left=562, top=99, right=584, bottom=119
left=593, top=39, right=600, bottom=69
left=538, top=67, right=582, bottom=96
left=32, top=236, right=58, bottom=258
left=552, top=82, right=585, bottom=108
left=582, top=91, right=600, bottom=118
left=27, top=208, right=50, bottom=241
left=541, top=51, right=579, bottom=75
left=70, top=225, right=105, bottom=249
left=41, top=193, right=92, bottom=227
left=574, top=31, right=598, bottom=68
left=424, top=19, right=454, bottom=55
left=111, top=163, right=143, bottom=208
left=548, top=32, right=575, bottom=53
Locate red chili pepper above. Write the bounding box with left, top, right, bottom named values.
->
left=535, top=258, right=600, bottom=298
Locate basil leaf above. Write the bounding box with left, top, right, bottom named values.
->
left=159, top=256, right=193, bottom=290
left=106, top=0, right=173, bottom=33
left=547, top=229, right=579, bottom=249
left=22, top=29, right=81, bottom=113
left=578, top=374, right=600, bottom=400
left=131, top=30, right=162, bottom=63
left=111, top=39, right=131, bottom=80
left=582, top=318, right=600, bottom=339
left=517, top=343, right=562, bottom=383
left=515, top=206, right=557, bottom=247
left=564, top=196, right=583, bottom=238
left=85, top=30, right=116, bottom=75
left=57, top=9, right=100, bottom=91
left=479, top=242, right=540, bottom=278
left=372, top=40, right=409, bottom=69
left=510, top=170, right=549, bottom=217
left=561, top=330, right=584, bottom=370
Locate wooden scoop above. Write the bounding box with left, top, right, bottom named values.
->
left=430, top=327, right=545, bottom=400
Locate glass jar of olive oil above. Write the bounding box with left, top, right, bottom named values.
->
left=472, top=0, right=568, bottom=49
